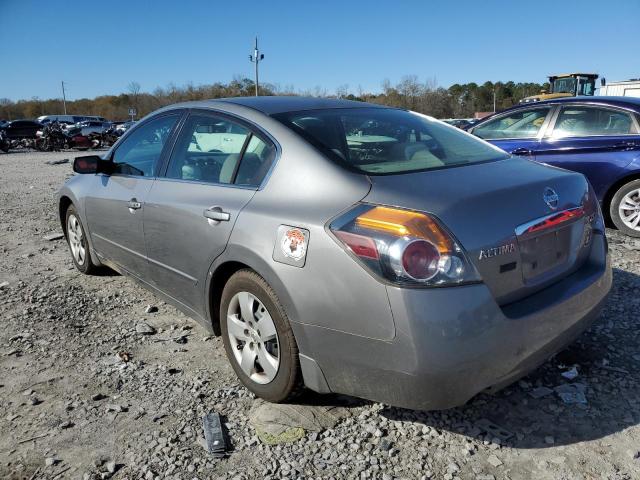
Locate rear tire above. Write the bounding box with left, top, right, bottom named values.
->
left=610, top=179, right=640, bottom=238
left=65, top=205, right=96, bottom=274
left=220, top=269, right=303, bottom=402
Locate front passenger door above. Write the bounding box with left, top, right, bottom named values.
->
left=84, top=113, right=180, bottom=278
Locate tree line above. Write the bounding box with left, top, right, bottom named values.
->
left=0, top=76, right=548, bottom=121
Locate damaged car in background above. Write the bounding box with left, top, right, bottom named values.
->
left=57, top=97, right=611, bottom=410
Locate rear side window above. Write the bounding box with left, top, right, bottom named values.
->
left=551, top=106, right=639, bottom=137
left=166, top=113, right=276, bottom=187
left=274, top=107, right=508, bottom=175
left=473, top=107, right=551, bottom=139
left=235, top=135, right=276, bottom=186
left=111, top=114, right=178, bottom=176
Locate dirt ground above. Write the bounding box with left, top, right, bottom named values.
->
left=1, top=150, right=639, bottom=480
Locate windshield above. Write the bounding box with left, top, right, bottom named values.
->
left=273, top=108, right=509, bottom=175
left=552, top=77, right=577, bottom=94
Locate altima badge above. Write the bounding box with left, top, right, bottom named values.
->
left=543, top=187, right=559, bottom=210
left=479, top=243, right=516, bottom=260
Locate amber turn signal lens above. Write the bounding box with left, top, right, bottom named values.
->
left=355, top=206, right=452, bottom=253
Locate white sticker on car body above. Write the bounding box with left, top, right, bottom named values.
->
left=273, top=225, right=310, bottom=267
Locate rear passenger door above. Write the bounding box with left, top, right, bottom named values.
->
left=143, top=111, right=277, bottom=314
left=535, top=104, right=640, bottom=197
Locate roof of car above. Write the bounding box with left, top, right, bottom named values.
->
left=187, top=96, right=388, bottom=115
left=538, top=96, right=640, bottom=107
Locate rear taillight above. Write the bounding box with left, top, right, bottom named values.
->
left=582, top=183, right=605, bottom=249
left=586, top=184, right=605, bottom=234
left=329, top=204, right=480, bottom=287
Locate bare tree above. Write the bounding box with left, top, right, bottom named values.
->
left=127, top=81, right=141, bottom=112
left=397, top=75, right=423, bottom=110
left=424, top=76, right=438, bottom=91
left=335, top=84, right=350, bottom=99
left=313, top=85, right=328, bottom=98
left=0, top=98, right=13, bottom=120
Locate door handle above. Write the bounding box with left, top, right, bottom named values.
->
left=510, top=147, right=533, bottom=156
left=203, top=206, right=230, bottom=224
left=614, top=141, right=639, bottom=151
left=127, top=199, right=142, bottom=211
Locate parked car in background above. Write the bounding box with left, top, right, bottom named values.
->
left=59, top=97, right=611, bottom=410
left=0, top=128, right=9, bottom=152
left=469, top=96, right=640, bottom=237
left=114, top=120, right=136, bottom=135
left=75, top=120, right=112, bottom=136
left=38, top=115, right=107, bottom=125
left=1, top=119, right=42, bottom=140
left=442, top=118, right=473, bottom=129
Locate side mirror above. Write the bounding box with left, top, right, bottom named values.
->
left=73, top=155, right=111, bottom=174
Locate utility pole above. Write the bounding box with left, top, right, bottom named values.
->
left=61, top=81, right=67, bottom=115
left=493, top=86, right=497, bottom=113
left=248, top=37, right=264, bottom=96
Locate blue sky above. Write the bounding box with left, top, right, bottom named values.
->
left=1, top=0, right=639, bottom=101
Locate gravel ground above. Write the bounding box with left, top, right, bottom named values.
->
left=1, top=150, right=639, bottom=480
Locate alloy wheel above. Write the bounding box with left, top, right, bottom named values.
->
left=226, top=291, right=280, bottom=384
left=67, top=214, right=86, bottom=265
left=618, top=188, right=640, bottom=231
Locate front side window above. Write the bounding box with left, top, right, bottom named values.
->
left=274, top=108, right=508, bottom=175
left=551, top=106, right=638, bottom=138
left=166, top=114, right=276, bottom=186
left=473, top=108, right=551, bottom=140
left=577, top=78, right=595, bottom=96
left=111, top=114, right=178, bottom=176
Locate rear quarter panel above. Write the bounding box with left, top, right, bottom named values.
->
left=207, top=105, right=396, bottom=341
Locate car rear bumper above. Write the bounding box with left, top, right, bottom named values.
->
left=297, top=234, right=611, bottom=410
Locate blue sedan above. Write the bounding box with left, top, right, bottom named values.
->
left=469, top=96, right=640, bottom=237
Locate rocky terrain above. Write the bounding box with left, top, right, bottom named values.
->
left=1, top=150, right=639, bottom=480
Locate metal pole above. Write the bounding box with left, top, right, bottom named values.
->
left=249, top=37, right=264, bottom=97
left=61, top=81, right=67, bottom=115
left=254, top=37, right=259, bottom=96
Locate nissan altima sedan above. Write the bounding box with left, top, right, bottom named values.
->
left=58, top=97, right=611, bottom=410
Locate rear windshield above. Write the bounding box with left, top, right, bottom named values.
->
left=273, top=107, right=509, bottom=175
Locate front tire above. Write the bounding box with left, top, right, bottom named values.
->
left=65, top=205, right=96, bottom=274
left=220, top=269, right=303, bottom=402
left=610, top=179, right=640, bottom=237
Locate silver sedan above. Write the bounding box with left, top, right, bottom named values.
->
left=58, top=97, right=611, bottom=410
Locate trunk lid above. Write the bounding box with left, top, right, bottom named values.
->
left=363, top=157, right=593, bottom=304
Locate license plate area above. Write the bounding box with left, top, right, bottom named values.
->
left=519, top=226, right=572, bottom=282
left=515, top=207, right=586, bottom=284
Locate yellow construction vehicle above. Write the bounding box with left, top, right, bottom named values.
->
left=520, top=73, right=599, bottom=103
